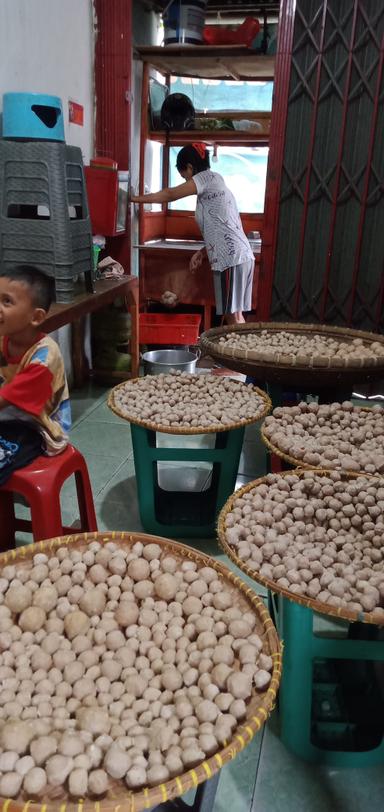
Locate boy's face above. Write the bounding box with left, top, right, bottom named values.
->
left=0, top=277, right=45, bottom=337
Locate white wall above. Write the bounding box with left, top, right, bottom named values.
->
left=0, top=0, right=94, bottom=162
left=0, top=0, right=95, bottom=382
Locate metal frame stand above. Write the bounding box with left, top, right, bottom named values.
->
left=131, top=422, right=245, bottom=538
left=149, top=772, right=220, bottom=812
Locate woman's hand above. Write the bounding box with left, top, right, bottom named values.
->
left=190, top=250, right=204, bottom=271
left=130, top=178, right=197, bottom=206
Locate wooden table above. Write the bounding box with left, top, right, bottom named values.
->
left=43, top=276, right=139, bottom=387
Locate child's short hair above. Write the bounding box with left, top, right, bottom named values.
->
left=0, top=265, right=55, bottom=311
left=176, top=144, right=210, bottom=174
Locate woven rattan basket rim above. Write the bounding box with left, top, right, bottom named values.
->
left=199, top=321, right=384, bottom=372
left=0, top=531, right=282, bottom=812
left=261, top=403, right=383, bottom=475
left=217, top=469, right=384, bottom=627
left=108, top=378, right=271, bottom=435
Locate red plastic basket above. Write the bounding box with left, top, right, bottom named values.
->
left=139, top=313, right=201, bottom=345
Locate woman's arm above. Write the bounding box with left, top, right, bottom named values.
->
left=131, top=178, right=197, bottom=204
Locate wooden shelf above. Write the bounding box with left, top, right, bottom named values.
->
left=135, top=45, right=275, bottom=81
left=148, top=129, right=269, bottom=146
left=136, top=45, right=267, bottom=331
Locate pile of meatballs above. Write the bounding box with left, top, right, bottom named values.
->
left=262, top=401, right=384, bottom=473
left=111, top=372, right=268, bottom=431
left=0, top=539, right=273, bottom=800
left=222, top=471, right=384, bottom=623
left=216, top=329, right=384, bottom=367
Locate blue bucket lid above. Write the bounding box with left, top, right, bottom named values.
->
left=2, top=92, right=64, bottom=141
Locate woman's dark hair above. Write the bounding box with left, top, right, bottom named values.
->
left=0, top=264, right=55, bottom=311
left=176, top=145, right=210, bottom=174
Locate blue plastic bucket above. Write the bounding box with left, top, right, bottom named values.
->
left=163, top=0, right=207, bottom=45
left=2, top=93, right=65, bottom=141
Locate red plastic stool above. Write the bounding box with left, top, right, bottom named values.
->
left=0, top=444, right=98, bottom=550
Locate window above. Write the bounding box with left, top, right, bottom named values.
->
left=145, top=141, right=163, bottom=211
left=168, top=145, right=268, bottom=213
left=170, top=77, right=273, bottom=113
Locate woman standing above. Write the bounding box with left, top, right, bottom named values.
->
left=131, top=143, right=254, bottom=324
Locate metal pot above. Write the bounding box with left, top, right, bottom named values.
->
left=142, top=348, right=200, bottom=375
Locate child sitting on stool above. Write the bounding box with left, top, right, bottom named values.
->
left=0, top=264, right=71, bottom=483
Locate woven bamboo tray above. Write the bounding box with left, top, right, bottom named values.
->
left=218, top=470, right=384, bottom=627
left=108, top=377, right=271, bottom=435
left=0, top=531, right=282, bottom=812
left=261, top=427, right=320, bottom=470
left=261, top=404, right=384, bottom=476
left=199, top=322, right=384, bottom=387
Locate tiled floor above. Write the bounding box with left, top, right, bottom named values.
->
left=15, top=381, right=384, bottom=812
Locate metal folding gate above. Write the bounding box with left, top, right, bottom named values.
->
left=260, top=0, right=384, bottom=332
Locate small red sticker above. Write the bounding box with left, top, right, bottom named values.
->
left=68, top=100, right=84, bottom=126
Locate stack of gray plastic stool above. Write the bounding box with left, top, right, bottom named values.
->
left=0, top=92, right=93, bottom=303
left=0, top=139, right=94, bottom=302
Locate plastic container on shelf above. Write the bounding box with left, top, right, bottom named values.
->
left=92, top=244, right=101, bottom=274
left=203, top=17, right=260, bottom=46
left=233, top=119, right=264, bottom=131
left=163, top=0, right=207, bottom=45
left=139, top=313, right=201, bottom=345
left=85, top=160, right=129, bottom=235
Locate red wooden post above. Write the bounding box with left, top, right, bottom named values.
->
left=258, top=0, right=296, bottom=320
left=94, top=0, right=132, bottom=270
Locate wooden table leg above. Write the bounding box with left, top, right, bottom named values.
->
left=71, top=318, right=89, bottom=388
left=203, top=304, right=212, bottom=332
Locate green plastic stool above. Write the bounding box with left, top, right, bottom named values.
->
left=270, top=593, right=384, bottom=766
left=130, top=422, right=245, bottom=538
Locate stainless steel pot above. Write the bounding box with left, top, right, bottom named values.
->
left=142, top=348, right=200, bottom=375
